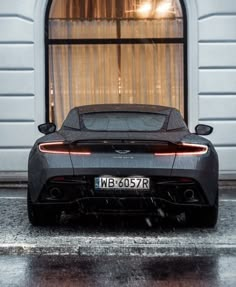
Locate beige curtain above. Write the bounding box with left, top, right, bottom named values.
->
left=48, top=0, right=184, bottom=126
left=49, top=44, right=120, bottom=122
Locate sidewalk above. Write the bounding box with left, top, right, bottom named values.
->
left=0, top=190, right=236, bottom=256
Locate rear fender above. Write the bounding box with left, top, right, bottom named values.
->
left=28, top=148, right=73, bottom=202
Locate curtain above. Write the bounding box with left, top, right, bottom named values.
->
left=49, top=44, right=119, bottom=123
left=48, top=0, right=184, bottom=127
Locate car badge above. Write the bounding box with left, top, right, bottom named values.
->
left=115, top=150, right=131, bottom=154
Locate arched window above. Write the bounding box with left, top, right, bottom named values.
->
left=46, top=0, right=187, bottom=126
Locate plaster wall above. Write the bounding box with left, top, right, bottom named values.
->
left=0, top=0, right=235, bottom=178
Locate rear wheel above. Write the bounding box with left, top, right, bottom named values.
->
left=27, top=189, right=61, bottom=226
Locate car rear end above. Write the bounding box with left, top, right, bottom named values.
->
left=28, top=106, right=218, bottom=226
left=37, top=138, right=218, bottom=218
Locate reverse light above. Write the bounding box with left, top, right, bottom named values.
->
left=38, top=142, right=91, bottom=155
left=155, top=143, right=208, bottom=156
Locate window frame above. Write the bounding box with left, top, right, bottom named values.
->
left=45, top=0, right=188, bottom=124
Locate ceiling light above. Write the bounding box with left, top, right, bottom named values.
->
left=156, top=1, right=172, bottom=15
left=137, top=3, right=152, bottom=15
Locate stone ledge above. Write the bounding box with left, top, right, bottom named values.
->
left=0, top=172, right=27, bottom=182
left=0, top=244, right=236, bottom=257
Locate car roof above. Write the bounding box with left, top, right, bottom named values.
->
left=62, top=104, right=187, bottom=131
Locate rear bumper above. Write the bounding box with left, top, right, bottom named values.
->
left=28, top=147, right=218, bottom=206
left=33, top=196, right=209, bottom=216
left=34, top=175, right=214, bottom=215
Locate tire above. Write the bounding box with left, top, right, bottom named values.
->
left=27, top=189, right=61, bottom=226
left=187, top=195, right=218, bottom=228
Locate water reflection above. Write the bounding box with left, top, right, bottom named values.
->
left=1, top=255, right=236, bottom=287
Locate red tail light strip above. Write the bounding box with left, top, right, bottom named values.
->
left=154, top=153, right=176, bottom=156
left=176, top=143, right=208, bottom=156
left=155, top=143, right=208, bottom=156
left=70, top=151, right=91, bottom=155
left=39, top=142, right=208, bottom=156
left=39, top=142, right=68, bottom=154
left=38, top=142, right=91, bottom=155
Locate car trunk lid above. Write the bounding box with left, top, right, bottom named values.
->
left=67, top=139, right=177, bottom=177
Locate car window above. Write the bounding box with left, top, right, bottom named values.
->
left=81, top=112, right=166, bottom=132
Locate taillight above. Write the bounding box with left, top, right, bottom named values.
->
left=38, top=142, right=91, bottom=155
left=176, top=143, right=208, bottom=156
left=155, top=143, right=208, bottom=156
left=39, top=142, right=69, bottom=154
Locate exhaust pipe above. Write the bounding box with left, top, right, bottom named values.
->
left=184, top=189, right=195, bottom=202
left=49, top=187, right=63, bottom=199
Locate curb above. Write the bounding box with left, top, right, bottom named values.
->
left=0, top=244, right=236, bottom=256
left=0, top=183, right=27, bottom=189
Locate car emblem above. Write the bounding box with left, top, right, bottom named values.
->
left=115, top=150, right=131, bottom=154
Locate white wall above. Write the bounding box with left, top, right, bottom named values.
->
left=0, top=0, right=236, bottom=178
left=197, top=0, right=236, bottom=178
left=0, top=0, right=36, bottom=171
left=0, top=0, right=45, bottom=171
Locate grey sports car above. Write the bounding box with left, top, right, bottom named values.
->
left=27, top=104, right=219, bottom=227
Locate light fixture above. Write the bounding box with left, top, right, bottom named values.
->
left=156, top=1, right=173, bottom=16
left=126, top=0, right=176, bottom=18
left=135, top=2, right=153, bottom=17
left=137, top=2, right=152, bottom=14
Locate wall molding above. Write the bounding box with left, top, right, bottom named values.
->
left=33, top=0, right=49, bottom=139
left=182, top=0, right=199, bottom=132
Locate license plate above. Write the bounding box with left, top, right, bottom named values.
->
left=95, top=177, right=150, bottom=190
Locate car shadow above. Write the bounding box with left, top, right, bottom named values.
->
left=56, top=212, right=190, bottom=233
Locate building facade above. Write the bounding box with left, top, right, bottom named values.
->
left=0, top=0, right=236, bottom=179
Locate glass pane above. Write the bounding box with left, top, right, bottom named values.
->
left=49, top=44, right=183, bottom=126
left=49, top=0, right=183, bottom=39
left=49, top=18, right=183, bottom=39
left=120, top=44, right=184, bottom=110
left=120, top=19, right=183, bottom=38
left=49, top=20, right=117, bottom=39
left=48, top=0, right=185, bottom=126
left=81, top=112, right=167, bottom=131
left=49, top=44, right=120, bottom=125
left=49, top=0, right=183, bottom=20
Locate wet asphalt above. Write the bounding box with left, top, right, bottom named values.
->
left=0, top=188, right=236, bottom=286
left=1, top=255, right=236, bottom=287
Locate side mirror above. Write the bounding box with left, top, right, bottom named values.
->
left=195, top=124, right=213, bottom=136
left=38, top=123, right=56, bottom=135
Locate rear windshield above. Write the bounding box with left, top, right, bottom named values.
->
left=81, top=112, right=166, bottom=132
